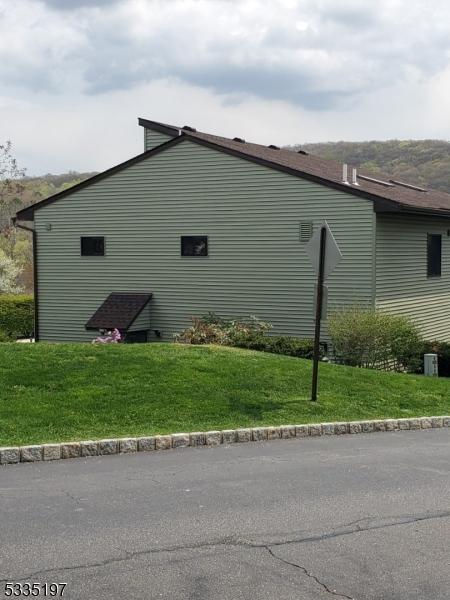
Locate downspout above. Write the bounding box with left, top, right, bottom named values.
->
left=12, top=218, right=39, bottom=342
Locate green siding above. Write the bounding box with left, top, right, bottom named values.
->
left=35, top=139, right=375, bottom=342
left=144, top=128, right=175, bottom=151
left=375, top=214, right=450, bottom=341
left=128, top=303, right=151, bottom=332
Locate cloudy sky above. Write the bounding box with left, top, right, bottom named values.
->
left=1, top=0, right=450, bottom=175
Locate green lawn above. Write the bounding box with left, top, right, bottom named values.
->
left=1, top=342, right=450, bottom=446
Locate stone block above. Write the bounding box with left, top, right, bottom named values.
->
left=295, top=425, right=309, bottom=437
left=252, top=427, right=268, bottom=441
left=61, top=442, right=82, bottom=459
left=373, top=420, right=387, bottom=432
left=322, top=423, right=335, bottom=435
left=409, top=418, right=421, bottom=430
left=190, top=432, right=206, bottom=446
left=281, top=425, right=296, bottom=439
left=0, top=447, right=20, bottom=464
left=442, top=416, right=450, bottom=427
left=236, top=428, right=252, bottom=443
left=397, top=419, right=410, bottom=430
left=172, top=433, right=190, bottom=448
left=309, top=424, right=322, bottom=436
left=81, top=440, right=99, bottom=456
left=155, top=435, right=172, bottom=450
left=349, top=422, right=362, bottom=434
left=119, top=438, right=138, bottom=453
left=266, top=426, right=281, bottom=440
left=222, top=430, right=237, bottom=444
left=205, top=431, right=222, bottom=446
left=431, top=417, right=444, bottom=428
left=384, top=419, right=398, bottom=431
left=137, top=437, right=156, bottom=452
left=420, top=417, right=432, bottom=429
left=334, top=422, right=349, bottom=435
left=97, top=439, right=118, bottom=455
left=21, top=445, right=43, bottom=462
left=360, top=421, right=374, bottom=433
left=42, top=444, right=61, bottom=461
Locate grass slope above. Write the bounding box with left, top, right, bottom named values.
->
left=1, top=343, right=449, bottom=446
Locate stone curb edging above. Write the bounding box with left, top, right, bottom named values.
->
left=1, top=416, right=449, bottom=466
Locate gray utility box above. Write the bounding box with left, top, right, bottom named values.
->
left=424, top=353, right=438, bottom=377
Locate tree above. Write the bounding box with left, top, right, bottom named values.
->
left=0, top=141, right=26, bottom=231
left=0, top=249, right=23, bottom=294
left=0, top=142, right=26, bottom=294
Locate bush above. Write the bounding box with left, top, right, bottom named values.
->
left=175, top=313, right=317, bottom=359
left=233, top=334, right=319, bottom=359
left=174, top=313, right=272, bottom=346
left=403, top=340, right=450, bottom=376
left=328, top=307, right=422, bottom=371
left=0, top=295, right=34, bottom=340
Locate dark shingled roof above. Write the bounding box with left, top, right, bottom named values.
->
left=85, top=292, right=152, bottom=331
left=15, top=117, right=450, bottom=221
left=140, top=118, right=450, bottom=217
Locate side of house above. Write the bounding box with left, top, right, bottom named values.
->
left=375, top=213, right=450, bottom=341
left=32, top=137, right=376, bottom=342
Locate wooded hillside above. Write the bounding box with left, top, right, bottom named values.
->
left=286, top=139, right=450, bottom=193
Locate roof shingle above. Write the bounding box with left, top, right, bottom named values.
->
left=85, top=292, right=152, bottom=331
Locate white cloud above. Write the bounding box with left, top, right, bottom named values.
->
left=0, top=0, right=450, bottom=173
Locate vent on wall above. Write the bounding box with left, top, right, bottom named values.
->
left=299, top=221, right=313, bottom=243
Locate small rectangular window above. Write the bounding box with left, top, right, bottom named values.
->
left=181, top=236, right=208, bottom=257
left=427, top=234, right=441, bottom=277
left=81, top=236, right=105, bottom=256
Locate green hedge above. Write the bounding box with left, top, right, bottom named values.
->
left=0, top=295, right=34, bottom=340
left=232, top=334, right=320, bottom=359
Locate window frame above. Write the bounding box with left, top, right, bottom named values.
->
left=180, top=235, right=209, bottom=257
left=427, top=233, right=442, bottom=278
left=80, top=236, right=105, bottom=257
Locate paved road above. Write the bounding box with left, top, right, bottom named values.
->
left=1, top=430, right=450, bottom=600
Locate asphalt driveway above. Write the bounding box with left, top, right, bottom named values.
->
left=1, top=429, right=449, bottom=599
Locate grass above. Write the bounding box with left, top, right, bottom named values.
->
left=1, top=342, right=450, bottom=446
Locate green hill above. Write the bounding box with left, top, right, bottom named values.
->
left=285, top=139, right=450, bottom=193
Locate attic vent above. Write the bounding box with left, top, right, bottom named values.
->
left=358, top=174, right=394, bottom=187
left=182, top=125, right=197, bottom=132
left=389, top=179, right=427, bottom=192
left=268, top=144, right=280, bottom=150
left=233, top=137, right=246, bottom=143
left=299, top=221, right=313, bottom=243
left=297, top=149, right=308, bottom=155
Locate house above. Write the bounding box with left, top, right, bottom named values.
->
left=14, top=117, right=450, bottom=343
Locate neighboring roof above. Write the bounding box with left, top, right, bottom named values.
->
left=16, top=117, right=450, bottom=221
left=85, top=292, right=152, bottom=331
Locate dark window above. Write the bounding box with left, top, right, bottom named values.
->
left=81, top=236, right=105, bottom=256
left=427, top=234, right=441, bottom=277
left=181, top=236, right=208, bottom=257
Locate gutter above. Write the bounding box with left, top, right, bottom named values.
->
left=12, top=218, right=39, bottom=342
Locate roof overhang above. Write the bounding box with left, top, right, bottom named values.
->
left=138, top=117, right=180, bottom=137
left=85, top=292, right=152, bottom=331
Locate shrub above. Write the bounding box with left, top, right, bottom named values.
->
left=233, top=334, right=320, bottom=359
left=175, top=313, right=317, bottom=359
left=0, top=294, right=34, bottom=340
left=403, top=340, right=450, bottom=376
left=328, top=307, right=422, bottom=370
left=174, top=313, right=272, bottom=346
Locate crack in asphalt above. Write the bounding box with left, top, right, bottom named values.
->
left=264, top=545, right=354, bottom=599
left=265, top=508, right=450, bottom=549
left=1, top=508, right=449, bottom=586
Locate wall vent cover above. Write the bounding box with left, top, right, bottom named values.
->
left=299, top=221, right=313, bottom=243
